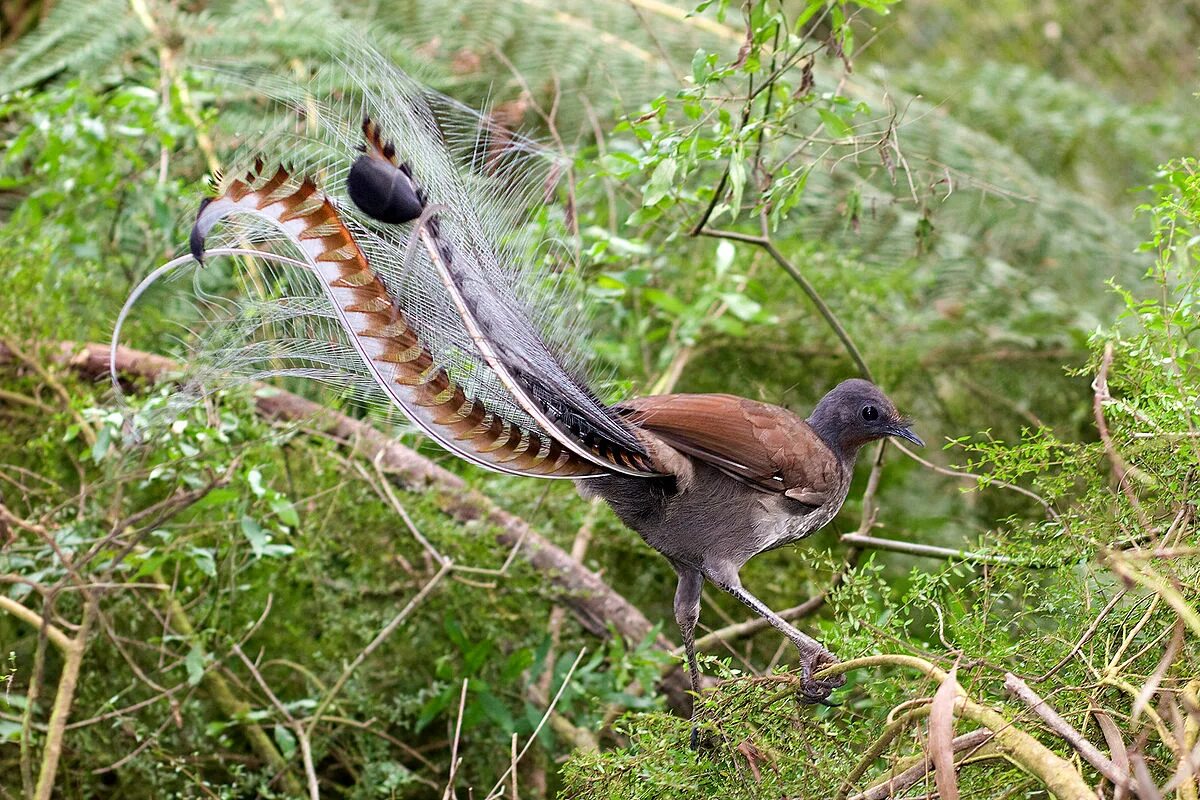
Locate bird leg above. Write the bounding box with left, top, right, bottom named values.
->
left=707, top=567, right=845, bottom=703
left=673, top=567, right=705, bottom=749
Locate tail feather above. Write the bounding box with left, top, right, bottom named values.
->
left=189, top=163, right=596, bottom=479
left=120, top=40, right=668, bottom=481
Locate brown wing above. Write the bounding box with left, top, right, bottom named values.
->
left=617, top=394, right=841, bottom=500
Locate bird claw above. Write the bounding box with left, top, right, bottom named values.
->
left=796, top=650, right=846, bottom=705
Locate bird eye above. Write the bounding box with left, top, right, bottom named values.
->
left=861, top=405, right=879, bottom=422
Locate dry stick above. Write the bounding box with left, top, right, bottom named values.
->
left=33, top=595, right=97, bottom=800
left=484, top=649, right=587, bottom=800
left=442, top=679, right=470, bottom=800
left=848, top=729, right=995, bottom=800
left=817, top=654, right=1094, bottom=800
left=1003, top=673, right=1129, bottom=790
left=307, top=560, right=453, bottom=744
left=233, top=645, right=320, bottom=800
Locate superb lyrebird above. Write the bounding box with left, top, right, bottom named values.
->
left=116, top=45, right=922, bottom=743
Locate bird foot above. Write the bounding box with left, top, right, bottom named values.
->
left=795, top=649, right=846, bottom=705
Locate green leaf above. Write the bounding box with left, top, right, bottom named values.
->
left=720, top=292, right=763, bottom=321
left=185, top=644, right=206, bottom=687
left=240, top=516, right=267, bottom=558
left=189, top=547, right=216, bottom=578
left=642, top=158, right=677, bottom=207
left=270, top=496, right=300, bottom=528
left=246, top=468, right=266, bottom=498
left=642, top=288, right=687, bottom=316
left=274, top=724, right=297, bottom=761
left=817, top=108, right=854, bottom=139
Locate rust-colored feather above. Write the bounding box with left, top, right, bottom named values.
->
left=618, top=394, right=840, bottom=498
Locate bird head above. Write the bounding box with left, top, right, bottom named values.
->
left=807, top=378, right=923, bottom=456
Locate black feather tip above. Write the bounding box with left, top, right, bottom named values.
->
left=189, top=197, right=215, bottom=266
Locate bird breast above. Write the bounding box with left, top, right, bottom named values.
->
left=752, top=476, right=851, bottom=554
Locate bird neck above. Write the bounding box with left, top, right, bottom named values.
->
left=807, top=413, right=861, bottom=466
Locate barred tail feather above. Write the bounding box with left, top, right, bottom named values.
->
left=183, top=163, right=598, bottom=479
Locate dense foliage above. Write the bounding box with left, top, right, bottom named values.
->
left=0, top=1, right=1197, bottom=798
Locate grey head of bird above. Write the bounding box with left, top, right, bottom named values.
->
left=806, top=378, right=923, bottom=458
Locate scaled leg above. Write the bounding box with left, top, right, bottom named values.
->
left=673, top=567, right=704, bottom=748
left=707, top=565, right=845, bottom=703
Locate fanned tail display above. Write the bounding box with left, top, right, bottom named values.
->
left=114, top=39, right=664, bottom=480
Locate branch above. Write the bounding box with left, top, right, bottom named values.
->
left=1003, top=673, right=1130, bottom=789
left=29, top=341, right=666, bottom=649
left=34, top=596, right=97, bottom=800
left=0, top=595, right=72, bottom=652
left=840, top=532, right=1027, bottom=566
left=816, top=654, right=1095, bottom=800
left=697, top=228, right=873, bottom=380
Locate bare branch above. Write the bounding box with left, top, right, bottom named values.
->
left=1003, top=673, right=1128, bottom=789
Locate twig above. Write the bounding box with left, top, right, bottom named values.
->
left=1107, top=555, right=1200, bottom=638
left=890, top=441, right=1059, bottom=521
left=306, top=560, right=452, bottom=742
left=847, top=729, right=994, bottom=800
left=442, top=679, right=470, bottom=800
left=1003, top=673, right=1129, bottom=789
left=1092, top=342, right=1148, bottom=526
left=1033, top=589, right=1127, bottom=682
left=0, top=596, right=71, bottom=652
left=484, top=649, right=587, bottom=800
left=699, top=228, right=872, bottom=380
left=34, top=595, right=98, bottom=800
left=233, top=645, right=320, bottom=800
left=839, top=533, right=1023, bottom=566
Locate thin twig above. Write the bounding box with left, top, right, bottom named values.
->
left=1003, top=673, right=1129, bottom=789
left=484, top=649, right=587, bottom=800
left=840, top=533, right=1024, bottom=566
left=233, top=645, right=320, bottom=800
left=306, top=560, right=452, bottom=742
left=442, top=679, right=470, bottom=800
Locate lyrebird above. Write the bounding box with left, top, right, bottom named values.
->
left=116, top=44, right=922, bottom=745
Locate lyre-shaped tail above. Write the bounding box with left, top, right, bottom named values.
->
left=348, top=119, right=660, bottom=476
left=123, top=44, right=668, bottom=481
left=189, top=163, right=597, bottom=478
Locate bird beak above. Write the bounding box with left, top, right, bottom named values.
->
left=889, top=423, right=924, bottom=447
